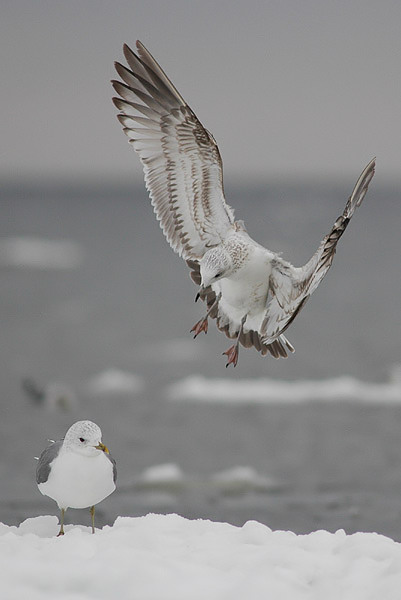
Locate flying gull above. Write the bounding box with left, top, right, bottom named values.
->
left=36, top=420, right=117, bottom=536
left=112, top=41, right=375, bottom=367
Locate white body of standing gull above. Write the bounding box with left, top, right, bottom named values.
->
left=36, top=420, right=117, bottom=536
left=112, top=41, right=375, bottom=367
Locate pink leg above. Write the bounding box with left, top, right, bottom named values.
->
left=190, top=293, right=221, bottom=339
left=222, top=316, right=247, bottom=368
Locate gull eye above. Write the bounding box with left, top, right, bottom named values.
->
left=214, top=272, right=223, bottom=279
left=79, top=437, right=85, bottom=443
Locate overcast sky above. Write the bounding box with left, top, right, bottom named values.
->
left=2, top=0, right=400, bottom=185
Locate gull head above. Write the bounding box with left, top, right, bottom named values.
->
left=63, top=420, right=109, bottom=457
left=199, top=247, right=233, bottom=289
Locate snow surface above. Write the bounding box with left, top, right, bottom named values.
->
left=1, top=514, right=401, bottom=599
left=166, top=374, right=401, bottom=404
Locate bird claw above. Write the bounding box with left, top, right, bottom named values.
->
left=223, top=344, right=239, bottom=368
left=190, top=317, right=208, bottom=338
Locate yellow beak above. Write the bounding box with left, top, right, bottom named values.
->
left=95, top=442, right=110, bottom=454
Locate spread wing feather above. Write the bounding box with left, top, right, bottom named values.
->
left=112, top=41, right=235, bottom=259
left=261, top=157, right=376, bottom=344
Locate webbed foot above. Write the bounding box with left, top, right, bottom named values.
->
left=223, top=344, right=239, bottom=368
left=190, top=317, right=208, bottom=338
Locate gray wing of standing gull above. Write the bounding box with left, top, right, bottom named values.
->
left=112, top=41, right=236, bottom=260
left=106, top=452, right=117, bottom=484
left=36, top=440, right=63, bottom=484
left=261, top=158, right=376, bottom=344
left=36, top=440, right=117, bottom=484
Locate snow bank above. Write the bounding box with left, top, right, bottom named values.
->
left=166, top=374, right=401, bottom=404
left=0, top=237, right=83, bottom=269
left=1, top=514, right=401, bottom=599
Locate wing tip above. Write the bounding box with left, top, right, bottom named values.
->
left=365, top=156, right=376, bottom=178
left=362, top=156, right=376, bottom=181
left=121, top=41, right=146, bottom=61
left=123, top=42, right=134, bottom=56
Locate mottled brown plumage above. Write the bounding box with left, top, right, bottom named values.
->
left=112, top=41, right=375, bottom=366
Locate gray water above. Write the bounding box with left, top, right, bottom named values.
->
left=1, top=179, right=400, bottom=538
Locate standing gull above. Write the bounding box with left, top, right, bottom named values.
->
left=112, top=41, right=375, bottom=367
left=36, top=420, right=117, bottom=536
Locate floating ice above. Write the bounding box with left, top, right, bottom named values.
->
left=133, top=464, right=187, bottom=495
left=138, top=463, right=185, bottom=484
left=211, top=466, right=278, bottom=494
left=166, top=374, right=401, bottom=404
left=85, top=369, right=145, bottom=395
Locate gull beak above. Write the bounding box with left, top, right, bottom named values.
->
left=95, top=442, right=110, bottom=454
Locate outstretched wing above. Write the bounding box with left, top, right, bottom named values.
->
left=112, top=41, right=235, bottom=259
left=261, top=158, right=376, bottom=344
